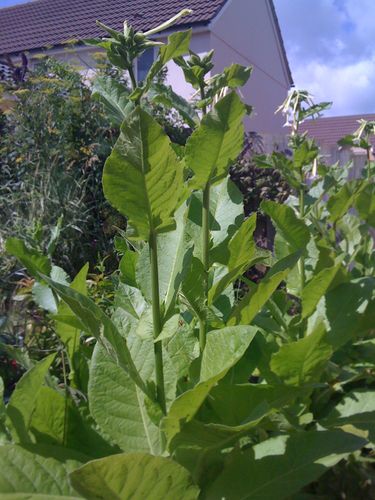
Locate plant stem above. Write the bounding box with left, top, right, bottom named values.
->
left=198, top=83, right=210, bottom=353
left=199, top=182, right=210, bottom=352
left=128, top=65, right=137, bottom=94
left=149, top=229, right=166, bottom=414
left=299, top=187, right=305, bottom=290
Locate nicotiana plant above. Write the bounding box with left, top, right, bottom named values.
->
left=2, top=11, right=375, bottom=500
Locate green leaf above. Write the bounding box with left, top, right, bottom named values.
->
left=54, top=263, right=89, bottom=380
left=31, top=265, right=70, bottom=314
left=355, top=183, right=375, bottom=226
left=205, top=430, right=366, bottom=500
left=185, top=92, right=246, bottom=189
left=39, top=276, right=151, bottom=399
left=119, top=249, right=138, bottom=288
left=88, top=342, right=160, bottom=454
left=162, top=326, right=257, bottom=443
left=159, top=206, right=195, bottom=315
left=103, top=106, right=186, bottom=239
left=201, top=326, right=258, bottom=382
left=92, top=75, right=131, bottom=126
left=210, top=178, right=244, bottom=248
left=270, top=323, right=332, bottom=386
left=6, top=354, right=56, bottom=443
left=198, top=383, right=300, bottom=428
left=181, top=257, right=206, bottom=320
left=130, top=30, right=192, bottom=101
left=0, top=494, right=80, bottom=499
left=223, top=64, right=252, bottom=88
left=293, top=140, right=319, bottom=169
left=29, top=386, right=116, bottom=458
left=301, top=263, right=343, bottom=319
left=164, top=324, right=200, bottom=379
left=322, top=389, right=375, bottom=443
left=0, top=444, right=85, bottom=496
left=70, top=452, right=199, bottom=500
left=327, top=180, right=367, bottom=223
left=5, top=238, right=51, bottom=277
left=261, top=200, right=310, bottom=253
left=209, top=214, right=264, bottom=304
left=315, top=277, right=375, bottom=349
left=149, top=82, right=198, bottom=128
left=136, top=203, right=193, bottom=315
left=228, top=252, right=300, bottom=326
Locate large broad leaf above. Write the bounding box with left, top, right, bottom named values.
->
left=70, top=452, right=199, bottom=500
left=181, top=256, right=206, bottom=320
left=301, top=263, right=343, bottom=319
left=311, top=277, right=375, bottom=349
left=90, top=306, right=177, bottom=453
left=270, top=323, right=332, bottom=386
left=185, top=91, right=246, bottom=189
left=198, top=383, right=301, bottom=427
left=210, top=178, right=244, bottom=248
left=0, top=377, right=7, bottom=443
left=327, top=180, right=367, bottom=223
left=32, top=265, right=70, bottom=314
left=136, top=203, right=193, bottom=316
left=205, top=430, right=366, bottom=500
left=54, top=263, right=89, bottom=389
left=0, top=444, right=85, bottom=497
left=184, top=179, right=243, bottom=262
left=209, top=214, right=264, bottom=304
left=92, top=75, right=131, bottom=126
left=39, top=276, right=150, bottom=399
left=130, top=30, right=192, bottom=101
left=355, top=183, right=375, bottom=226
left=170, top=385, right=300, bottom=484
left=149, top=82, right=198, bottom=129
left=0, top=495, right=79, bottom=499
left=261, top=200, right=310, bottom=253
left=6, top=354, right=55, bottom=443
left=5, top=238, right=51, bottom=277
left=88, top=342, right=160, bottom=455
left=29, top=386, right=117, bottom=459
left=162, top=326, right=257, bottom=443
left=293, top=140, right=319, bottom=169
left=103, top=106, right=186, bottom=239
left=228, top=252, right=300, bottom=326
left=322, top=389, right=375, bottom=443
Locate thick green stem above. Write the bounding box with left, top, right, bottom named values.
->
left=149, top=230, right=166, bottom=414
left=128, top=65, right=138, bottom=93
left=299, top=187, right=306, bottom=290
left=199, top=182, right=210, bottom=352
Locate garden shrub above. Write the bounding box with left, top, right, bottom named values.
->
left=1, top=10, right=374, bottom=499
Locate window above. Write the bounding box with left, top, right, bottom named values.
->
left=137, top=48, right=155, bottom=83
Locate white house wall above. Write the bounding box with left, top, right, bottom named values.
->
left=164, top=30, right=211, bottom=99
left=210, top=0, right=291, bottom=134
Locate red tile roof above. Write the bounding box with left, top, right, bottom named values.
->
left=0, top=0, right=227, bottom=55
left=299, top=113, right=375, bottom=147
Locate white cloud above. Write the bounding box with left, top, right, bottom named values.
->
left=274, top=0, right=375, bottom=115
left=293, top=58, right=375, bottom=116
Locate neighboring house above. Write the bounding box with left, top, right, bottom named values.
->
left=0, top=0, right=293, bottom=135
left=300, top=113, right=375, bottom=178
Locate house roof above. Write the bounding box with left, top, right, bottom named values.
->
left=0, top=0, right=227, bottom=55
left=300, top=113, right=375, bottom=147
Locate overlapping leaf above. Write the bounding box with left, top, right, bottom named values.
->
left=185, top=91, right=247, bottom=189
left=103, top=106, right=186, bottom=239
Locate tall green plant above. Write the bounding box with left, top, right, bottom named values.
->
left=2, top=14, right=375, bottom=500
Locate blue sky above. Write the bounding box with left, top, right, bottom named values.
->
left=1, top=0, right=374, bottom=117
left=274, top=0, right=375, bottom=116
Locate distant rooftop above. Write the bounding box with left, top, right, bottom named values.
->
left=0, top=0, right=227, bottom=55
left=300, top=113, right=375, bottom=147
